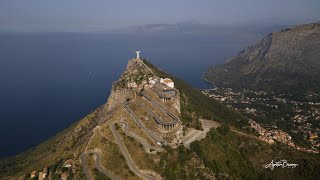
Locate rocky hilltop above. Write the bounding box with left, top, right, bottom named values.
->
left=205, top=22, right=320, bottom=93
left=1, top=57, right=319, bottom=180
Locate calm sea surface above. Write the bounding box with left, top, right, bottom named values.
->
left=0, top=32, right=257, bottom=158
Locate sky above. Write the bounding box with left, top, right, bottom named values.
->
left=0, top=0, right=319, bottom=32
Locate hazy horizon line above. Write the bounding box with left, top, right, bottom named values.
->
left=0, top=18, right=318, bottom=34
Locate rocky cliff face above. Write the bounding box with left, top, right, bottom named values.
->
left=205, top=22, right=320, bottom=92
left=2, top=57, right=320, bottom=180
left=106, top=59, right=148, bottom=111
left=106, top=85, right=132, bottom=111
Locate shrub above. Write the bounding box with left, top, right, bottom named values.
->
left=217, top=124, right=230, bottom=136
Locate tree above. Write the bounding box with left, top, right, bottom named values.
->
left=217, top=124, right=230, bottom=136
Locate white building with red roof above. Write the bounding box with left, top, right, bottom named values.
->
left=160, top=78, right=174, bottom=88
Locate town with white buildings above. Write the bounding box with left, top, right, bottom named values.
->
left=203, top=88, right=320, bottom=153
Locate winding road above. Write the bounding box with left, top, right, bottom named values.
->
left=153, top=88, right=178, bottom=99
left=110, top=123, right=157, bottom=180
left=79, top=86, right=181, bottom=179
left=141, top=91, right=180, bottom=125
left=80, top=152, right=120, bottom=180
left=124, top=102, right=167, bottom=145
left=118, top=121, right=163, bottom=154
left=80, top=126, right=120, bottom=180
left=80, top=153, right=91, bottom=180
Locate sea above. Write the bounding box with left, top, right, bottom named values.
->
left=0, top=32, right=261, bottom=158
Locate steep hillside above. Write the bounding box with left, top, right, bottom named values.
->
left=191, top=126, right=320, bottom=180
left=205, top=23, right=320, bottom=93
left=1, top=58, right=319, bottom=180
left=142, top=59, right=247, bottom=129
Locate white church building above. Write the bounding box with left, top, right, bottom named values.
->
left=160, top=78, right=174, bottom=88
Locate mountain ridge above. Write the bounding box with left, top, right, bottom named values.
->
left=1, top=58, right=319, bottom=179
left=109, top=22, right=289, bottom=36
left=205, top=22, right=320, bottom=93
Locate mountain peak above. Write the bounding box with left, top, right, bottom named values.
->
left=2, top=53, right=319, bottom=180
left=205, top=22, right=320, bottom=93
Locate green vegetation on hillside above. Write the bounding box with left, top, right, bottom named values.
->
left=93, top=168, right=111, bottom=180
left=0, top=107, right=100, bottom=179
left=2, top=58, right=319, bottom=180
left=205, top=23, right=320, bottom=93
left=190, top=127, right=320, bottom=179
left=143, top=59, right=248, bottom=129
left=191, top=128, right=258, bottom=179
